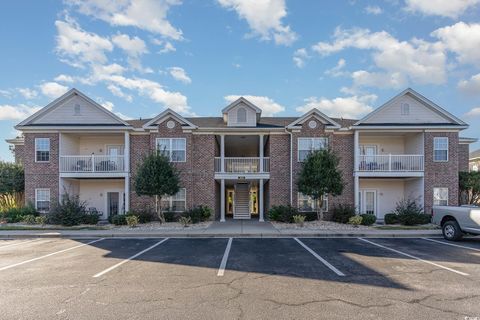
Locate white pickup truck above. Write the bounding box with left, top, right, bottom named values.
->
left=432, top=205, right=480, bottom=241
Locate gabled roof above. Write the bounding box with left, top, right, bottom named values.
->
left=142, top=108, right=198, bottom=129
left=221, top=97, right=262, bottom=114
left=470, top=149, right=480, bottom=160
left=16, top=88, right=131, bottom=128
left=287, top=108, right=341, bottom=129
left=353, top=88, right=468, bottom=127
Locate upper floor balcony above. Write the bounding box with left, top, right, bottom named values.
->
left=214, top=157, right=270, bottom=173
left=60, top=155, right=125, bottom=173
left=357, top=154, right=424, bottom=172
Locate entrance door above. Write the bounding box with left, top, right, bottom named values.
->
left=107, top=145, right=124, bottom=171
left=360, top=189, right=377, bottom=216
left=107, top=192, right=122, bottom=219
left=360, top=145, right=377, bottom=163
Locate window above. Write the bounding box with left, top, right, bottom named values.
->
left=74, top=103, right=81, bottom=115
left=433, top=188, right=448, bottom=206
left=156, top=138, right=186, bottom=162
left=401, top=103, right=410, bottom=115
left=298, top=137, right=328, bottom=162
left=161, top=188, right=186, bottom=212
left=35, top=138, right=50, bottom=162
left=237, top=107, right=247, bottom=123
left=35, top=188, right=50, bottom=213
left=433, top=137, right=448, bottom=162
left=298, top=192, right=328, bottom=212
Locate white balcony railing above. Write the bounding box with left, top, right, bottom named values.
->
left=60, top=155, right=125, bottom=173
left=214, top=157, right=270, bottom=173
left=357, top=154, right=424, bottom=172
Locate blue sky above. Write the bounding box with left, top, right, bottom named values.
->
left=1, top=0, right=480, bottom=161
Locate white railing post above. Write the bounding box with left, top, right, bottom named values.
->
left=259, top=134, right=264, bottom=173
left=389, top=154, right=392, bottom=171
left=91, top=154, right=95, bottom=172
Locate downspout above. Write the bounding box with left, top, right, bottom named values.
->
left=285, top=128, right=293, bottom=205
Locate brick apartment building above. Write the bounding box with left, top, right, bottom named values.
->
left=6, top=88, right=475, bottom=222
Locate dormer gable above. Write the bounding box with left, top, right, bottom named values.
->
left=143, top=108, right=197, bottom=130
left=222, top=97, right=261, bottom=127
left=287, top=108, right=341, bottom=129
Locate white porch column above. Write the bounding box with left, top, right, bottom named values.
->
left=354, top=130, right=359, bottom=172
left=220, top=135, right=225, bottom=173
left=125, top=175, right=130, bottom=213
left=124, top=131, right=130, bottom=172
left=259, top=134, right=264, bottom=172
left=220, top=179, right=226, bottom=222
left=354, top=175, right=359, bottom=214
left=259, top=179, right=264, bottom=222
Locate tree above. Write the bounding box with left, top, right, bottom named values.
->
left=135, top=152, right=180, bottom=223
left=297, top=149, right=344, bottom=220
left=0, top=161, right=24, bottom=210
left=459, top=171, right=480, bottom=205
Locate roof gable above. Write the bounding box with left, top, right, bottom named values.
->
left=354, top=88, right=467, bottom=127
left=287, top=108, right=341, bottom=129
left=16, top=88, right=130, bottom=128
left=143, top=108, right=197, bottom=129
left=221, top=97, right=262, bottom=114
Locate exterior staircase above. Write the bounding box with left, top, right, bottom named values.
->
left=234, top=183, right=251, bottom=219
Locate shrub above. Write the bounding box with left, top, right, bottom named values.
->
left=384, top=213, right=398, bottom=225
left=301, top=212, right=318, bottom=221
left=35, top=215, right=47, bottom=225
left=332, top=204, right=356, bottom=224
left=348, top=215, right=362, bottom=226
left=182, top=205, right=212, bottom=223
left=293, top=215, right=306, bottom=227
left=163, top=211, right=177, bottom=222
left=82, top=212, right=100, bottom=225
left=0, top=205, right=38, bottom=223
left=47, top=194, right=87, bottom=226
left=390, top=198, right=429, bottom=226
left=267, top=205, right=299, bottom=223
left=126, top=215, right=139, bottom=227
left=178, top=216, right=192, bottom=227
left=360, top=214, right=376, bottom=226
left=22, top=215, right=36, bottom=224
left=110, top=215, right=127, bottom=226
left=134, top=210, right=155, bottom=223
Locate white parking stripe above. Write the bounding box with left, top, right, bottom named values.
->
left=358, top=238, right=469, bottom=276
left=93, top=238, right=169, bottom=278
left=294, top=238, right=345, bottom=277
left=422, top=238, right=480, bottom=252
left=0, top=239, right=41, bottom=249
left=0, top=238, right=105, bottom=272
left=217, top=238, right=233, bottom=277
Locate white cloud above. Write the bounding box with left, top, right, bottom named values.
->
left=293, top=48, right=309, bottom=68
left=432, top=22, right=480, bottom=67
left=66, top=0, right=183, bottom=40
left=296, top=94, right=377, bottom=119
left=365, top=5, right=383, bottom=15
left=100, top=100, right=114, bottom=111
left=107, top=84, right=133, bottom=102
left=99, top=100, right=131, bottom=120
left=168, top=67, right=191, bottom=84
left=0, top=104, right=41, bottom=120
left=112, top=33, right=148, bottom=57
left=54, top=74, right=75, bottom=83
left=312, top=27, right=447, bottom=89
left=152, top=39, right=176, bottom=54
left=465, top=107, right=480, bottom=117
left=404, top=0, right=479, bottom=18
left=39, top=82, right=69, bottom=98
left=55, top=17, right=113, bottom=68
left=325, top=58, right=347, bottom=77
left=224, top=95, right=285, bottom=116
left=217, top=0, right=297, bottom=45
left=17, top=88, right=38, bottom=100
left=458, top=73, right=480, bottom=95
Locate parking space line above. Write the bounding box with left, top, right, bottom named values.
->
left=0, top=239, right=40, bottom=249
left=0, top=238, right=105, bottom=272
left=294, top=238, right=345, bottom=277
left=358, top=238, right=469, bottom=276
left=93, top=238, right=169, bottom=278
left=422, top=238, right=480, bottom=252
left=217, top=238, right=232, bottom=277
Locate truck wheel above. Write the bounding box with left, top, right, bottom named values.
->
left=442, top=220, right=463, bottom=241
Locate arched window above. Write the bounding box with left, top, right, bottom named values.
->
left=237, top=107, right=247, bottom=123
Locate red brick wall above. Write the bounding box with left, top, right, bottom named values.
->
left=192, top=134, right=216, bottom=211
left=331, top=133, right=355, bottom=211
left=14, top=144, right=25, bottom=165
left=23, top=133, right=59, bottom=207
left=458, top=143, right=469, bottom=172
left=424, top=132, right=459, bottom=213
left=269, top=134, right=291, bottom=207
left=129, top=134, right=155, bottom=212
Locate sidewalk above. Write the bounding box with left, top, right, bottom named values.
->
left=0, top=220, right=443, bottom=239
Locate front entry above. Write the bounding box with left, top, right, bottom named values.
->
left=359, top=189, right=377, bottom=216
left=106, top=191, right=124, bottom=219
left=233, top=183, right=250, bottom=219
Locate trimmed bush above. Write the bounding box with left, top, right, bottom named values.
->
left=82, top=212, right=100, bottom=225
left=178, top=216, right=192, bottom=227
left=22, top=214, right=36, bottom=224
left=299, top=212, right=318, bottom=221
left=360, top=214, right=376, bottom=226
left=348, top=215, right=362, bottom=226
left=267, top=205, right=299, bottom=223
left=35, top=215, right=47, bottom=225
left=126, top=215, right=139, bottom=227
left=384, top=213, right=398, bottom=225
left=110, top=215, right=127, bottom=226
left=0, top=205, right=38, bottom=223
left=182, top=206, right=212, bottom=223
left=47, top=194, right=88, bottom=226
left=332, top=204, right=356, bottom=224
left=163, top=211, right=177, bottom=222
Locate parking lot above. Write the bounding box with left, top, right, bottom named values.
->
left=0, top=237, right=479, bottom=320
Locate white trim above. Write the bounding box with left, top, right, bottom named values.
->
left=161, top=188, right=187, bottom=212
left=35, top=188, right=51, bottom=213
left=34, top=137, right=50, bottom=163
left=214, top=173, right=270, bottom=180
left=143, top=108, right=197, bottom=129
left=433, top=137, right=449, bottom=162
left=221, top=97, right=262, bottom=114
left=105, top=189, right=125, bottom=218
left=155, top=137, right=187, bottom=162
left=60, top=172, right=128, bottom=178
left=297, top=137, right=328, bottom=162
left=287, top=108, right=341, bottom=129
left=355, top=171, right=424, bottom=177
left=359, top=189, right=377, bottom=216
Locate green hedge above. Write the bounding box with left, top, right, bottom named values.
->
left=332, top=204, right=356, bottom=224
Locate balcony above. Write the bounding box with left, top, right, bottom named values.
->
left=214, top=157, right=270, bottom=173
left=357, top=154, right=424, bottom=172
left=60, top=155, right=125, bottom=173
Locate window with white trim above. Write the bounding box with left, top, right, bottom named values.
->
left=297, top=192, right=328, bottom=212
left=156, top=138, right=186, bottom=162
left=298, top=137, right=328, bottom=162
left=35, top=138, right=50, bottom=162
left=237, top=107, right=247, bottom=123
left=161, top=188, right=186, bottom=212
left=433, top=188, right=448, bottom=206
left=433, top=137, right=448, bottom=162
left=35, top=188, right=51, bottom=213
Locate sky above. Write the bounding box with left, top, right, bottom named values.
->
left=0, top=0, right=480, bottom=161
